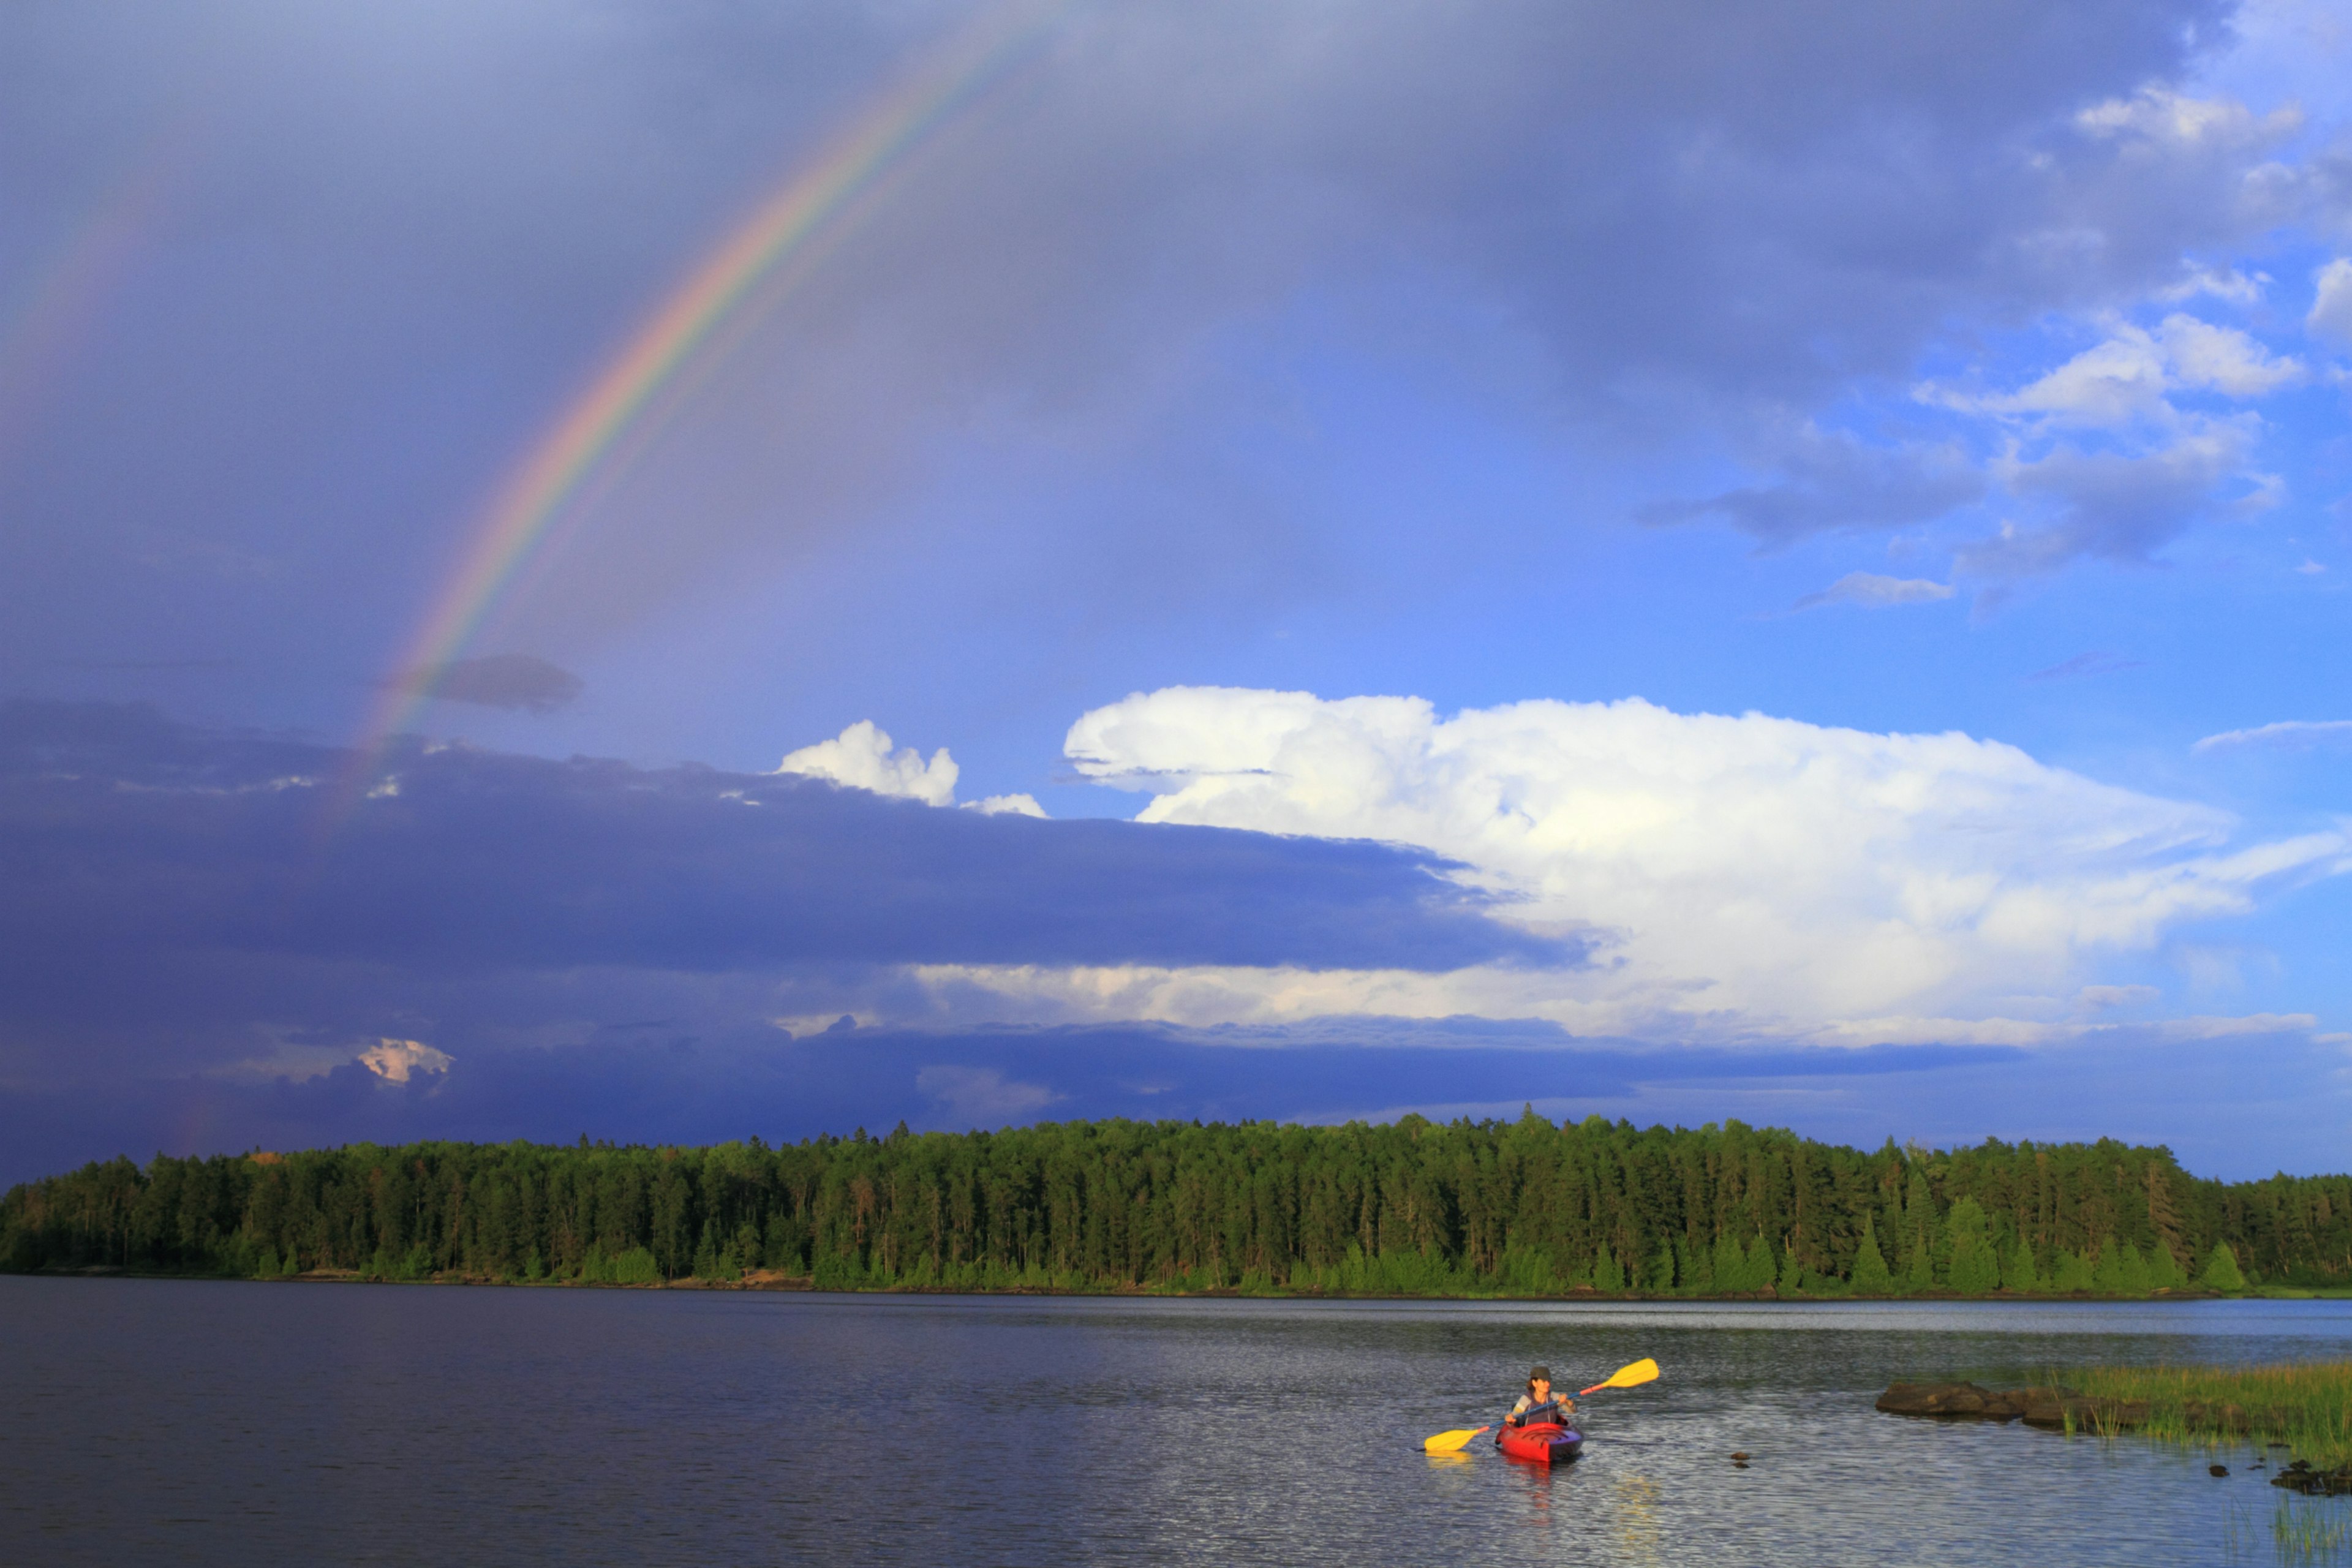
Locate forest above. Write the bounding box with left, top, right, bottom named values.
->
left=4, top=1114, right=2344, bottom=1295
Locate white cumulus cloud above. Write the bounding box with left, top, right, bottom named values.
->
left=2155, top=314, right=2306, bottom=398
left=967, top=793, right=1048, bottom=817
left=775, top=723, right=1049, bottom=816
left=1941, top=315, right=2302, bottom=428
left=777, top=720, right=960, bottom=807
left=1039, top=687, right=2349, bottom=1044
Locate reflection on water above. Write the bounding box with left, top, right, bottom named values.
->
left=1611, top=1474, right=1664, bottom=1565
left=2, top=1280, right=2350, bottom=1566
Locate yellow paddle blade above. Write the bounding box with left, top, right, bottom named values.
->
left=1422, top=1425, right=1491, bottom=1453
left=1578, top=1357, right=1660, bottom=1395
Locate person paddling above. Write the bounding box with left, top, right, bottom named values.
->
left=1506, top=1365, right=1577, bottom=1427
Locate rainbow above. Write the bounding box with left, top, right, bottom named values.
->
left=339, top=0, right=1071, bottom=799
left=0, top=139, right=187, bottom=459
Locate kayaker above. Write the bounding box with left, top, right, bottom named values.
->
left=1506, top=1365, right=1577, bottom=1427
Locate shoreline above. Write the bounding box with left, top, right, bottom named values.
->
left=13, top=1263, right=2319, bottom=1302
left=1879, top=1374, right=2352, bottom=1485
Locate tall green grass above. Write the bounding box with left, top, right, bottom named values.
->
left=2070, top=1362, right=2352, bottom=1468
left=2224, top=1496, right=2352, bottom=1568
left=2272, top=1496, right=2352, bottom=1567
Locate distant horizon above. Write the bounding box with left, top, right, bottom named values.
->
left=24, top=1110, right=2352, bottom=1190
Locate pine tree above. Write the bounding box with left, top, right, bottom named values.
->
left=1651, top=1243, right=1678, bottom=1293
left=2091, top=1235, right=2127, bottom=1294
left=1902, top=1237, right=1937, bottom=1293
left=2001, top=1235, right=2043, bottom=1292
left=1593, top=1246, right=1625, bottom=1292
left=2051, top=1248, right=2095, bottom=1292
left=1851, top=1218, right=1894, bottom=1294
left=2146, top=1162, right=2185, bottom=1273
left=2201, top=1242, right=2248, bottom=1292
left=2117, top=1242, right=2152, bottom=1295
left=1901, top=1168, right=1940, bottom=1292
left=1944, top=1199, right=2000, bottom=1294
left=1713, top=1232, right=1744, bottom=1293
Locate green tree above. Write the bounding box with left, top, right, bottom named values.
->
left=2000, top=1236, right=2043, bottom=1293
left=1850, top=1218, right=1894, bottom=1294
left=651, top=1159, right=691, bottom=1280
left=1944, top=1198, right=2000, bottom=1295
left=1900, top=1169, right=1940, bottom=1292
left=2092, top=1235, right=2128, bottom=1294
left=4, top=1121, right=2346, bottom=1297
left=1649, top=1243, right=1678, bottom=1293
left=1902, top=1239, right=1937, bottom=1294
left=1593, top=1246, right=1626, bottom=1292
left=1712, top=1232, right=1744, bottom=1293
left=2116, top=1242, right=2152, bottom=1295
left=2201, top=1242, right=2248, bottom=1292
left=2050, top=1248, right=2095, bottom=1292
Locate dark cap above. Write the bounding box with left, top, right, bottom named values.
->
left=1529, top=1365, right=1551, bottom=1382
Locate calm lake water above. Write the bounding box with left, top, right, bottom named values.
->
left=4, top=1277, right=2349, bottom=1566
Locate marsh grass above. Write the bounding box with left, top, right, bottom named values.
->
left=2271, top=1496, right=2352, bottom=1566
left=2068, top=1362, right=2352, bottom=1469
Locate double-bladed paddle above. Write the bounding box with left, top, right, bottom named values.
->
left=1420, top=1358, right=1660, bottom=1453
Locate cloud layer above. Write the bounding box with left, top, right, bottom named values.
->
left=1, top=693, right=2344, bottom=1183
left=0, top=699, right=1562, bottom=1087
left=1055, top=686, right=2348, bottom=1042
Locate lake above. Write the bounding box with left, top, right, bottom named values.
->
left=4, top=1277, right=2348, bottom=1564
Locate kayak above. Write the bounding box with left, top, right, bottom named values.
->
left=1494, top=1420, right=1583, bottom=1465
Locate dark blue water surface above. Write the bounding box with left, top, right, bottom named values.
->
left=4, top=1278, right=2350, bottom=1565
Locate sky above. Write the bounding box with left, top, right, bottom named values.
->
left=4, top=0, right=2350, bottom=1185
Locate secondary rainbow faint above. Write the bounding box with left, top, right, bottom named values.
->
left=0, top=144, right=186, bottom=460
left=334, top=0, right=1073, bottom=811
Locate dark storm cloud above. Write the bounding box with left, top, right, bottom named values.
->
left=6, top=1017, right=2343, bottom=1190
left=1638, top=430, right=1986, bottom=546
left=0, top=698, right=1570, bottom=1075
left=0, top=0, right=2281, bottom=656
left=1954, top=426, right=2254, bottom=581
left=394, top=653, right=584, bottom=713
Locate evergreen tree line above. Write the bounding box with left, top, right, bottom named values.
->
left=3, top=1114, right=2341, bottom=1294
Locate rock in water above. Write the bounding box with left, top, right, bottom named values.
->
left=1875, top=1382, right=2038, bottom=1420
left=2272, top=1461, right=2352, bottom=1497
left=2210, top=1464, right=2229, bottom=1477
left=1878, top=1382, right=2147, bottom=1429
left=1875, top=1382, right=1988, bottom=1416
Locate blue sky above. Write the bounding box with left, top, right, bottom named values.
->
left=4, top=0, right=2350, bottom=1182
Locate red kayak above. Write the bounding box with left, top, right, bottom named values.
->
left=1495, top=1420, right=1583, bottom=1465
